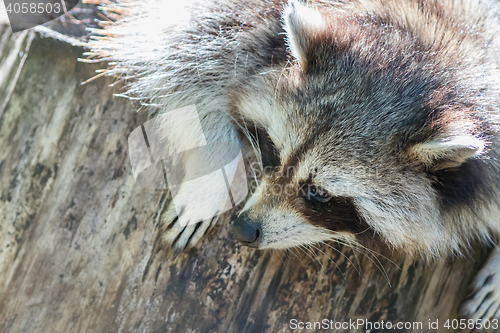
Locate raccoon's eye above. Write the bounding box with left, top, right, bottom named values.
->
left=305, top=185, right=332, bottom=203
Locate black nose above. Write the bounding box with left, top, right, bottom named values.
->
left=232, top=211, right=262, bottom=248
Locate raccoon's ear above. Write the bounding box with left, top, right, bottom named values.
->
left=407, top=135, right=485, bottom=171
left=283, top=0, right=326, bottom=69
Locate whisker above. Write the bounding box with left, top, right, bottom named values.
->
left=229, top=114, right=262, bottom=167
left=299, top=244, right=322, bottom=270
left=320, top=231, right=401, bottom=270
left=310, top=243, right=347, bottom=282
left=227, top=114, right=263, bottom=189
left=316, top=232, right=397, bottom=287
left=318, top=240, right=363, bottom=279
left=288, top=247, right=309, bottom=268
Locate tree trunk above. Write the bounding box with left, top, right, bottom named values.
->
left=0, top=25, right=495, bottom=333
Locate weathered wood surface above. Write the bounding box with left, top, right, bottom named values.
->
left=0, top=25, right=495, bottom=333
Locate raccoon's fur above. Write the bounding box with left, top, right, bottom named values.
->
left=84, top=0, right=500, bottom=321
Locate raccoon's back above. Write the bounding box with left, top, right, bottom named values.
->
left=84, top=0, right=500, bottom=113
left=84, top=0, right=290, bottom=110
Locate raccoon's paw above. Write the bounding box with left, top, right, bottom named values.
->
left=160, top=202, right=218, bottom=257
left=460, top=248, right=500, bottom=325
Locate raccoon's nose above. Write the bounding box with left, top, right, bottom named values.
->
left=232, top=212, right=262, bottom=248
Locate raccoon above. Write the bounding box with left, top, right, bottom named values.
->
left=84, top=0, right=500, bottom=322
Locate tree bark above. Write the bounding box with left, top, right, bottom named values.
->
left=0, top=25, right=495, bottom=333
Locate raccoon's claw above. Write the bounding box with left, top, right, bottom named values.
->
left=160, top=202, right=218, bottom=256
left=460, top=247, right=500, bottom=326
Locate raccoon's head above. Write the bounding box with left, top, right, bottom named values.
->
left=232, top=0, right=499, bottom=258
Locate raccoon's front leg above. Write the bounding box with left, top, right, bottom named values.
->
left=160, top=163, right=226, bottom=256
left=158, top=118, right=244, bottom=256
left=460, top=246, right=500, bottom=324
left=160, top=200, right=220, bottom=257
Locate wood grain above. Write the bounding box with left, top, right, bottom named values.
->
left=0, top=26, right=495, bottom=333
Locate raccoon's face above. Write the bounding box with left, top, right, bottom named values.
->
left=232, top=1, right=491, bottom=258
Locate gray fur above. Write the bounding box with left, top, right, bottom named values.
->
left=86, top=0, right=500, bottom=321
